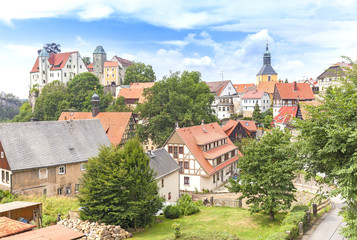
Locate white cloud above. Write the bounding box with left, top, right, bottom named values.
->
left=182, top=56, right=214, bottom=67
left=76, top=36, right=90, bottom=46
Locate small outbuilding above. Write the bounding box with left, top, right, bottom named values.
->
left=0, top=201, right=42, bottom=226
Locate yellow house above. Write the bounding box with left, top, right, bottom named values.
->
left=256, top=43, right=278, bottom=85
left=103, top=61, right=120, bottom=85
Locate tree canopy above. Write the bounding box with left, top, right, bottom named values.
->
left=33, top=81, right=69, bottom=121
left=294, top=59, right=357, bottom=238
left=123, top=62, right=156, bottom=85
left=37, top=43, right=61, bottom=54
left=82, top=57, right=91, bottom=66
left=78, top=138, right=163, bottom=229
left=136, top=71, right=218, bottom=146
left=228, top=128, right=297, bottom=220
left=252, top=103, right=262, bottom=121
left=12, top=102, right=33, bottom=122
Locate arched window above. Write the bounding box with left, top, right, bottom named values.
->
left=268, top=75, right=271, bottom=81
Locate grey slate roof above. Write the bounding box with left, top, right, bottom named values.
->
left=148, top=148, right=180, bottom=179
left=256, top=64, right=277, bottom=76
left=93, top=46, right=106, bottom=54
left=0, top=119, right=111, bottom=171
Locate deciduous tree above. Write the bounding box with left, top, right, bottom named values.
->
left=228, top=128, right=297, bottom=220
left=78, top=138, right=163, bottom=229
left=123, top=62, right=156, bottom=85
left=136, top=71, right=217, bottom=146
left=252, top=103, right=262, bottom=121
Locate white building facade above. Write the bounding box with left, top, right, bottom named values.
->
left=241, top=90, right=271, bottom=117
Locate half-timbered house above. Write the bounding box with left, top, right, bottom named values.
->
left=222, top=120, right=257, bottom=143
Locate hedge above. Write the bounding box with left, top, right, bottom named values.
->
left=164, top=205, right=181, bottom=219
left=266, top=232, right=289, bottom=240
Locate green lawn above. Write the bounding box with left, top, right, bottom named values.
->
left=133, top=206, right=286, bottom=240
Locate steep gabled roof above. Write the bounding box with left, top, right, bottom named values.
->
left=223, top=120, right=257, bottom=137
left=205, top=80, right=231, bottom=96
left=242, top=90, right=265, bottom=99
left=59, top=112, right=134, bottom=146
left=257, top=81, right=276, bottom=95
left=257, top=64, right=277, bottom=76
left=112, top=56, right=133, bottom=67
left=174, top=122, right=242, bottom=175
left=273, top=106, right=299, bottom=124
left=148, top=148, right=180, bottom=179
left=30, top=52, right=78, bottom=73
left=317, top=62, right=352, bottom=79
left=275, top=82, right=315, bottom=100
left=0, top=120, right=110, bottom=171
left=118, top=88, right=145, bottom=103
left=233, top=84, right=255, bottom=93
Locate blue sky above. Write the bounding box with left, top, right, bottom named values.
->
left=1, top=0, right=357, bottom=99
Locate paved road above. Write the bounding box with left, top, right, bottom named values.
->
left=303, top=197, right=346, bottom=240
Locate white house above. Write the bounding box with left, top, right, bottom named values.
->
left=241, top=90, right=271, bottom=117
left=164, top=122, right=242, bottom=192
left=30, top=49, right=88, bottom=89
left=205, top=80, right=239, bottom=119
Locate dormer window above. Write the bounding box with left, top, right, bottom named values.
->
left=1, top=151, right=4, bottom=158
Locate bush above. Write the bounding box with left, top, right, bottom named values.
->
left=266, top=232, right=289, bottom=240
left=164, top=205, right=181, bottom=219
left=177, top=193, right=200, bottom=216
left=194, top=200, right=203, bottom=207
left=282, top=211, right=307, bottom=230
left=291, top=205, right=309, bottom=213
left=42, top=214, right=57, bottom=226
left=280, top=224, right=299, bottom=239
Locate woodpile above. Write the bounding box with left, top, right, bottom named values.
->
left=57, top=219, right=132, bottom=240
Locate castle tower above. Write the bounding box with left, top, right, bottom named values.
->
left=93, top=46, right=107, bottom=84
left=91, top=92, right=100, bottom=117
left=38, top=48, right=50, bottom=86
left=256, top=43, right=278, bottom=85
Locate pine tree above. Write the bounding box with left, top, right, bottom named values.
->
left=252, top=103, right=262, bottom=121
left=77, top=138, right=163, bottom=229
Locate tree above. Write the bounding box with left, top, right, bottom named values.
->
left=78, top=138, right=163, bottom=229
left=37, top=43, right=61, bottom=54
left=0, top=92, right=22, bottom=122
left=67, top=72, right=112, bottom=112
left=123, top=62, right=156, bottom=85
left=260, top=107, right=273, bottom=128
left=106, top=96, right=130, bottom=112
left=234, top=138, right=256, bottom=155
left=12, top=102, right=33, bottom=122
left=228, top=129, right=297, bottom=220
left=136, top=71, right=218, bottom=146
left=285, top=78, right=288, bottom=83
left=33, top=81, right=69, bottom=120
left=82, top=57, right=91, bottom=66
left=294, top=59, right=357, bottom=238
left=252, top=103, right=262, bottom=121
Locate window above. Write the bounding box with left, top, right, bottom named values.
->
left=227, top=107, right=230, bottom=111
left=184, top=162, right=189, bottom=169
left=39, top=168, right=48, bottom=179
left=112, top=68, right=114, bottom=71
left=57, top=187, right=63, bottom=195
left=66, top=185, right=71, bottom=195
left=146, top=146, right=148, bottom=150
left=42, top=59, right=45, bottom=63
left=213, top=175, right=215, bottom=183
left=218, top=107, right=221, bottom=111
left=1, top=151, right=3, bottom=158
left=80, top=65, right=82, bottom=69
left=223, top=107, right=225, bottom=111
left=107, top=74, right=109, bottom=77
left=173, top=146, right=178, bottom=158
left=168, top=192, right=171, bottom=200
left=80, top=163, right=86, bottom=171
left=179, top=162, right=183, bottom=173
left=168, top=146, right=173, bottom=153
left=217, top=156, right=221, bottom=165
left=73, top=65, right=75, bottom=68
left=64, top=73, right=67, bottom=77
left=217, top=172, right=220, bottom=181
left=1, top=170, right=4, bottom=182
left=75, top=184, right=80, bottom=193
left=5, top=172, right=9, bottom=183
left=184, top=177, right=190, bottom=185
left=161, top=179, right=164, bottom=188
left=57, top=73, right=59, bottom=77
left=179, top=147, right=184, bottom=154
left=112, top=74, right=114, bottom=77
left=58, top=166, right=66, bottom=174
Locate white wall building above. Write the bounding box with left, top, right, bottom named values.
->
left=241, top=90, right=271, bottom=117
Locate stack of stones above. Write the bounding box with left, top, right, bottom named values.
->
left=57, top=219, right=132, bottom=240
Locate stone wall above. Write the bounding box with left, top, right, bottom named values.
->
left=57, top=219, right=132, bottom=240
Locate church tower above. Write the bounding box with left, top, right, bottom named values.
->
left=38, top=48, right=50, bottom=86
left=93, top=46, right=107, bottom=85
left=256, top=43, right=278, bottom=85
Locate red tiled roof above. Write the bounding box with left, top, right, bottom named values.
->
left=175, top=122, right=242, bottom=175
left=2, top=225, right=83, bottom=240
left=205, top=80, right=231, bottom=97
left=112, top=56, right=133, bottom=67
left=0, top=217, right=35, bottom=238
left=59, top=112, right=134, bottom=146
left=130, top=82, right=155, bottom=89
left=118, top=88, right=145, bottom=103
left=273, top=106, right=298, bottom=124
left=276, top=82, right=315, bottom=100
left=104, top=61, right=119, bottom=67
left=223, top=120, right=257, bottom=137
left=257, top=81, right=276, bottom=95
left=242, top=90, right=265, bottom=99
left=305, top=78, right=317, bottom=86
left=30, top=52, right=78, bottom=73
left=233, top=84, right=255, bottom=93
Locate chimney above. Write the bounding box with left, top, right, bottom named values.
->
left=175, top=121, right=179, bottom=129
left=91, top=92, right=100, bottom=117
left=201, top=119, right=204, bottom=125
left=293, top=81, right=298, bottom=92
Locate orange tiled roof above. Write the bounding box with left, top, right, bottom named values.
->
left=30, top=52, right=78, bottom=73
left=257, top=81, right=276, bottom=95
left=0, top=217, right=36, bottom=238
left=118, top=88, right=145, bottom=103
left=276, top=82, right=315, bottom=100
left=242, top=90, right=265, bottom=99
left=104, top=61, right=119, bottom=67
left=175, top=122, right=242, bottom=175
left=59, top=112, right=134, bottom=146
left=130, top=82, right=155, bottom=89
left=223, top=120, right=257, bottom=137
left=233, top=84, right=255, bottom=93
left=273, top=106, right=298, bottom=124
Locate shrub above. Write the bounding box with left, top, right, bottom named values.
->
left=177, top=193, right=200, bottom=216
left=280, top=224, right=299, bottom=239
left=291, top=205, right=309, bottom=213
left=266, top=232, right=289, bottom=240
left=282, top=211, right=307, bottom=230
left=164, top=205, right=181, bottom=219
left=42, top=214, right=57, bottom=226
left=194, top=200, right=203, bottom=207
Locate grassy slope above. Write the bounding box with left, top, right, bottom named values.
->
left=133, top=206, right=286, bottom=240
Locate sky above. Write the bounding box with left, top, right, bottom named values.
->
left=1, top=0, right=357, bottom=99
